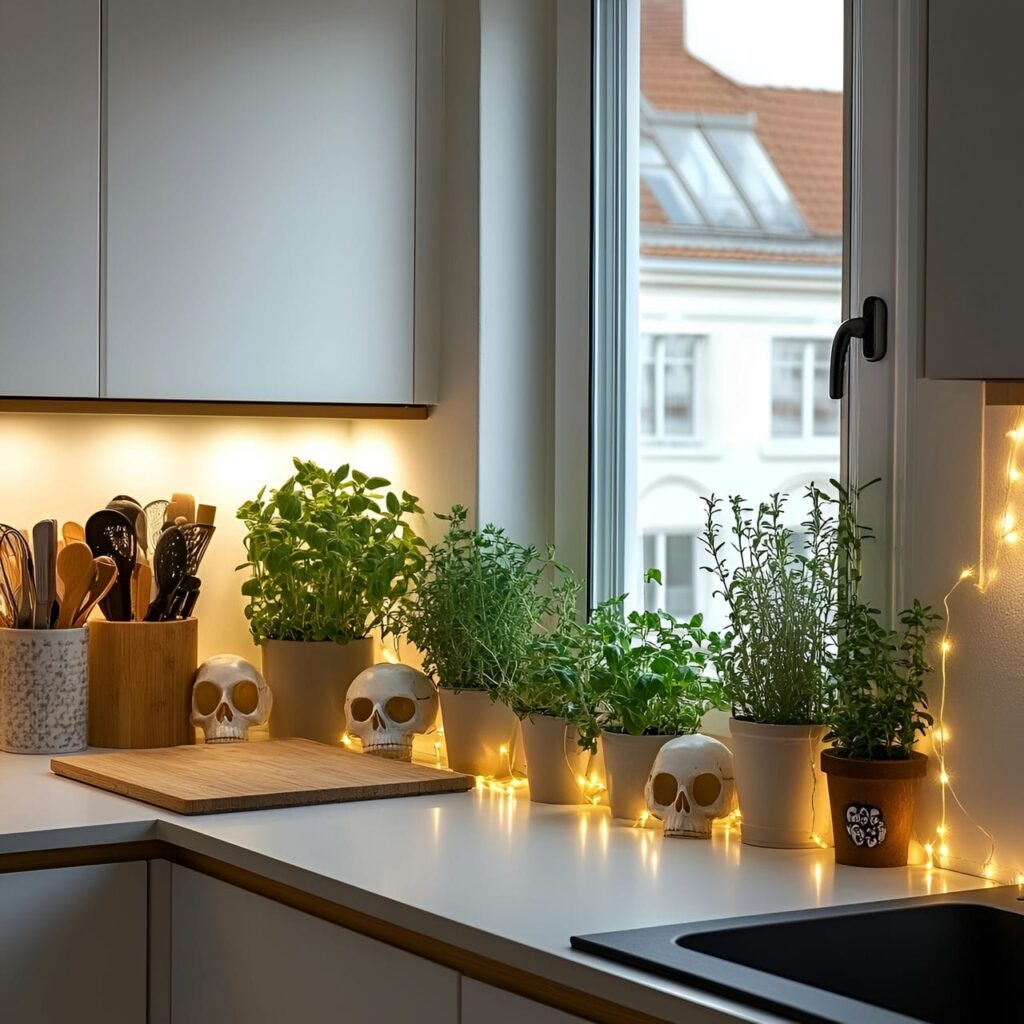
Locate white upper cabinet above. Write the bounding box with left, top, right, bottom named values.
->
left=925, top=1, right=1024, bottom=380
left=104, top=0, right=420, bottom=403
left=0, top=0, right=99, bottom=397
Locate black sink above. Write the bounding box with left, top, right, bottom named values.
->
left=571, top=886, right=1023, bottom=1023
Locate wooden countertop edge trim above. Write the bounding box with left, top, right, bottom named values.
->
left=0, top=398, right=431, bottom=420
left=0, top=840, right=671, bottom=1024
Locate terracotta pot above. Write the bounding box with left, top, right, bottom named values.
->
left=261, top=638, right=374, bottom=745
left=520, top=714, right=589, bottom=804
left=89, top=619, right=198, bottom=749
left=0, top=626, right=89, bottom=754
left=822, top=750, right=928, bottom=867
left=729, top=718, right=832, bottom=848
left=438, top=688, right=516, bottom=777
left=601, top=731, right=673, bottom=821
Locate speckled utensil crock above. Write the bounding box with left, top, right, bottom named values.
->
left=0, top=626, right=89, bottom=754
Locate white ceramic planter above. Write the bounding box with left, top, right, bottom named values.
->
left=729, top=718, right=832, bottom=848
left=601, top=731, right=673, bottom=821
left=261, top=638, right=375, bottom=745
left=520, top=714, right=589, bottom=804
left=0, top=626, right=88, bottom=754
left=437, top=688, right=516, bottom=777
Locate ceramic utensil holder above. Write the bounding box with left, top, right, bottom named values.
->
left=88, top=618, right=198, bottom=748
left=0, top=626, right=89, bottom=754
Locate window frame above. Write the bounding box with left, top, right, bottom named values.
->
left=770, top=336, right=839, bottom=441
left=640, top=333, right=704, bottom=444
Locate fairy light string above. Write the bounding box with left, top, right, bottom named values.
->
left=931, top=406, right=1024, bottom=883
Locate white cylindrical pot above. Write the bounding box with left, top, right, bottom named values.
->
left=601, top=731, right=673, bottom=821
left=520, top=714, right=589, bottom=805
left=729, top=718, right=832, bottom=848
left=262, top=638, right=375, bottom=745
left=438, top=688, right=516, bottom=777
left=0, top=627, right=89, bottom=754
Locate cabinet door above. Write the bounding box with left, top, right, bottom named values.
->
left=461, top=978, right=594, bottom=1024
left=925, top=1, right=1024, bottom=379
left=0, top=0, right=99, bottom=397
left=104, top=0, right=416, bottom=403
left=170, top=866, right=459, bottom=1022
left=0, top=862, right=148, bottom=1024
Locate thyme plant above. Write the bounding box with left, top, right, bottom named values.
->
left=403, top=507, right=552, bottom=695
left=829, top=481, right=940, bottom=760
left=701, top=487, right=838, bottom=725
left=237, top=459, right=425, bottom=643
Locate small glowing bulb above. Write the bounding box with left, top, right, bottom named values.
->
left=589, top=795, right=600, bottom=805
left=940, top=844, right=950, bottom=858
left=941, top=639, right=953, bottom=654
left=936, top=824, right=947, bottom=837
left=1011, top=468, right=1021, bottom=482
left=499, top=745, right=509, bottom=756
left=1014, top=873, right=1024, bottom=886
left=959, top=567, right=974, bottom=580
left=577, top=775, right=587, bottom=790
left=1006, top=531, right=1020, bottom=544
left=939, top=770, right=951, bottom=785
left=638, top=810, right=650, bottom=826
left=983, top=864, right=995, bottom=879
left=1007, top=429, right=1022, bottom=442
left=341, top=733, right=353, bottom=747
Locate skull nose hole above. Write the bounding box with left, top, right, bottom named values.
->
left=676, top=789, right=691, bottom=814
left=371, top=709, right=385, bottom=730
left=385, top=696, right=416, bottom=723
left=215, top=703, right=233, bottom=723
left=231, top=680, right=259, bottom=714
left=651, top=772, right=678, bottom=807
left=693, top=772, right=723, bottom=807
left=350, top=697, right=374, bottom=723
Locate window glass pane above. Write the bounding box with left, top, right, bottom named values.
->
left=659, top=125, right=756, bottom=228
left=813, top=339, right=839, bottom=436
left=641, top=167, right=703, bottom=226
left=640, top=359, right=656, bottom=435
left=664, top=534, right=695, bottom=617
left=663, top=357, right=694, bottom=435
left=771, top=340, right=805, bottom=438
left=706, top=127, right=805, bottom=231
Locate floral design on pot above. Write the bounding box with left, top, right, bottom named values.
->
left=344, top=663, right=438, bottom=762
left=191, top=654, right=272, bottom=743
left=845, top=803, right=887, bottom=849
left=645, top=734, right=737, bottom=839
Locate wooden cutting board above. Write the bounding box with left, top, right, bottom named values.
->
left=51, top=738, right=474, bottom=814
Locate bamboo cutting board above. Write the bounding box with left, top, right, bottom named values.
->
left=51, top=738, right=474, bottom=814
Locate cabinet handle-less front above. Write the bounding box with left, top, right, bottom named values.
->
left=829, top=296, right=888, bottom=399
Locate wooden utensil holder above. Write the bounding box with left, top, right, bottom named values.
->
left=88, top=618, right=198, bottom=748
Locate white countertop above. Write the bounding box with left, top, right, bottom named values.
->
left=0, top=751, right=990, bottom=1024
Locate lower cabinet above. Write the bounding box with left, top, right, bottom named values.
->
left=170, top=865, right=460, bottom=1022
left=461, top=978, right=594, bottom=1023
left=0, top=861, right=148, bottom=1024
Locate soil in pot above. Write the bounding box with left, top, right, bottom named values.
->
left=520, top=714, right=589, bottom=804
left=262, top=638, right=374, bottom=745
left=822, top=750, right=928, bottom=867
left=730, top=718, right=832, bottom=849
left=438, top=688, right=517, bottom=777
left=601, top=731, right=673, bottom=821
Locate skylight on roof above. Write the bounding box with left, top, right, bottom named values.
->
left=641, top=110, right=806, bottom=234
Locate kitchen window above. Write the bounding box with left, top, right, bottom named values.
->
left=640, top=334, right=701, bottom=441
left=770, top=339, right=839, bottom=440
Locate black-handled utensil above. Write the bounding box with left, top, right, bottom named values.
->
left=164, top=574, right=201, bottom=621
left=146, top=526, right=188, bottom=622
left=179, top=523, right=215, bottom=576
left=85, top=509, right=137, bottom=622
left=0, top=525, right=34, bottom=629
left=107, top=495, right=146, bottom=557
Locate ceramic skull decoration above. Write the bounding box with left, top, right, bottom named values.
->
left=191, top=654, right=272, bottom=743
left=644, top=734, right=737, bottom=838
left=344, top=663, right=438, bottom=761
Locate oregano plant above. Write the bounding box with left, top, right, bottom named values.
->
left=237, top=459, right=425, bottom=644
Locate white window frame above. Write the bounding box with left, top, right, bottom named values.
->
left=640, top=333, right=703, bottom=444
left=642, top=529, right=698, bottom=619
left=770, top=337, right=838, bottom=441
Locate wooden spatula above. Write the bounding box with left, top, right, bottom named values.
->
left=167, top=492, right=196, bottom=525
left=133, top=562, right=152, bottom=622
left=57, top=542, right=98, bottom=629
left=62, top=521, right=86, bottom=547
left=72, top=556, right=119, bottom=628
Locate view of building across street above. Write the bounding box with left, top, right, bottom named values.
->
left=634, top=0, right=842, bottom=630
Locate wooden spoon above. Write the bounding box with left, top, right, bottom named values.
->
left=72, top=556, right=118, bottom=628
left=57, top=542, right=98, bottom=629
left=62, top=521, right=86, bottom=547
left=133, top=562, right=152, bottom=623
left=167, top=492, right=196, bottom=525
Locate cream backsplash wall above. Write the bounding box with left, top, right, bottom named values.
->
left=0, top=412, right=373, bottom=663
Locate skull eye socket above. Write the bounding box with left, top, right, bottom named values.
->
left=232, top=680, right=260, bottom=715
left=194, top=680, right=222, bottom=717
left=651, top=772, right=679, bottom=807
left=385, top=696, right=416, bottom=724
left=350, top=697, right=374, bottom=722
left=692, top=772, right=723, bottom=807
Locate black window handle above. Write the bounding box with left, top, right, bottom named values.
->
left=829, top=295, right=887, bottom=399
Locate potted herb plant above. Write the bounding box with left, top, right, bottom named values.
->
left=403, top=507, right=548, bottom=777
left=237, top=459, right=425, bottom=744
left=506, top=567, right=592, bottom=804
left=822, top=485, right=940, bottom=867
left=576, top=581, right=729, bottom=822
left=702, top=488, right=838, bottom=848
